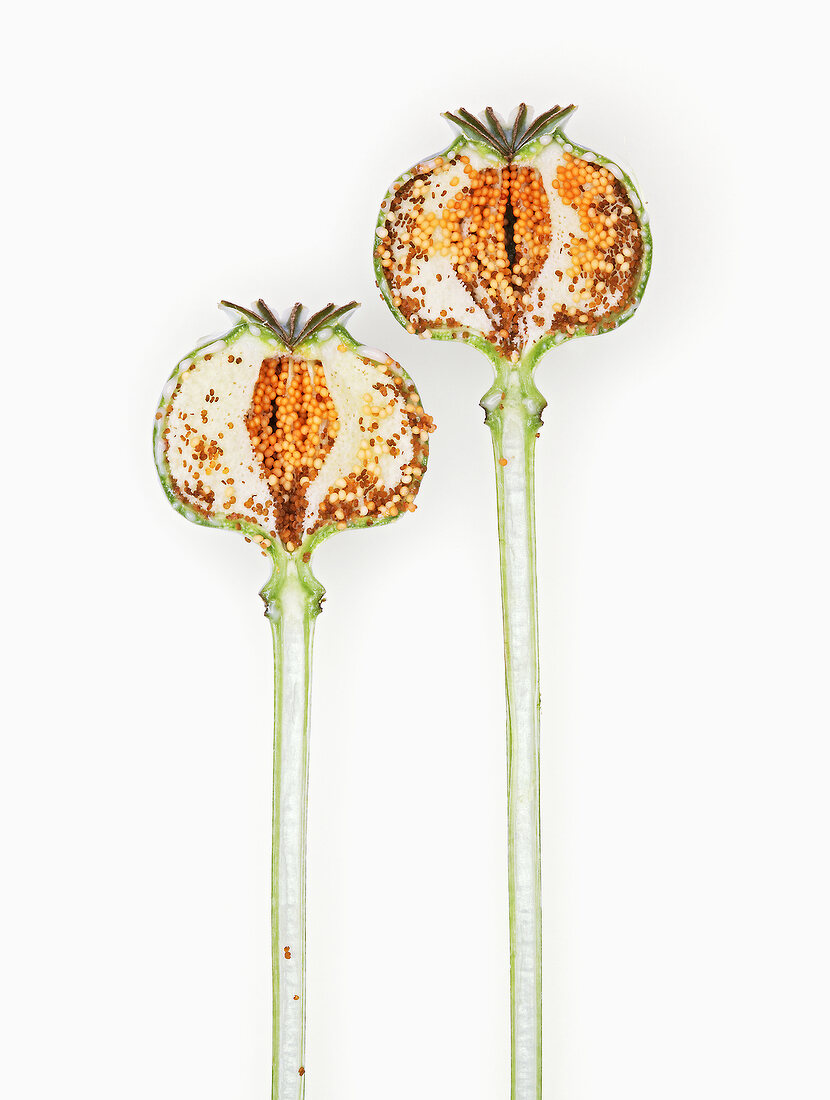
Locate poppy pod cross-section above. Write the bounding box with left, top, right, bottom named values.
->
left=153, top=300, right=434, bottom=1100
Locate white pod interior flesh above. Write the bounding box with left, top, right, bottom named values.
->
left=156, top=322, right=432, bottom=554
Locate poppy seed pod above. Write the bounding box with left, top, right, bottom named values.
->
left=375, top=103, right=650, bottom=361
left=155, top=300, right=434, bottom=558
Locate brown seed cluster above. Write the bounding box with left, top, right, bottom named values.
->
left=450, top=164, right=551, bottom=296
left=378, top=146, right=644, bottom=353
left=551, top=152, right=642, bottom=320
left=313, top=375, right=434, bottom=534
left=378, top=156, right=552, bottom=351
left=391, top=159, right=550, bottom=297
left=245, top=355, right=338, bottom=547
left=450, top=164, right=551, bottom=342
left=248, top=356, right=339, bottom=483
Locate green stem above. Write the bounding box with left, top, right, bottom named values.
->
left=260, top=556, right=325, bottom=1100
left=481, top=359, right=546, bottom=1100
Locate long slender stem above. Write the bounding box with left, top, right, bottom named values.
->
left=482, top=360, right=546, bottom=1100
left=261, top=557, right=324, bottom=1100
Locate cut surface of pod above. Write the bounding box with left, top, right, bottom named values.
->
left=375, top=103, right=650, bottom=361
left=155, top=300, right=433, bottom=557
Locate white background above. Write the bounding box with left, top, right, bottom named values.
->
left=3, top=2, right=829, bottom=1098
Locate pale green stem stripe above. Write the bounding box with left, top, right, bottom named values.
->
left=483, top=362, right=546, bottom=1100
left=263, top=559, right=323, bottom=1100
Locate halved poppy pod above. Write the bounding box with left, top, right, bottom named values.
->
left=375, top=106, right=651, bottom=1100
left=375, top=103, right=650, bottom=359
left=155, top=300, right=433, bottom=558
left=153, top=300, right=434, bottom=1100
